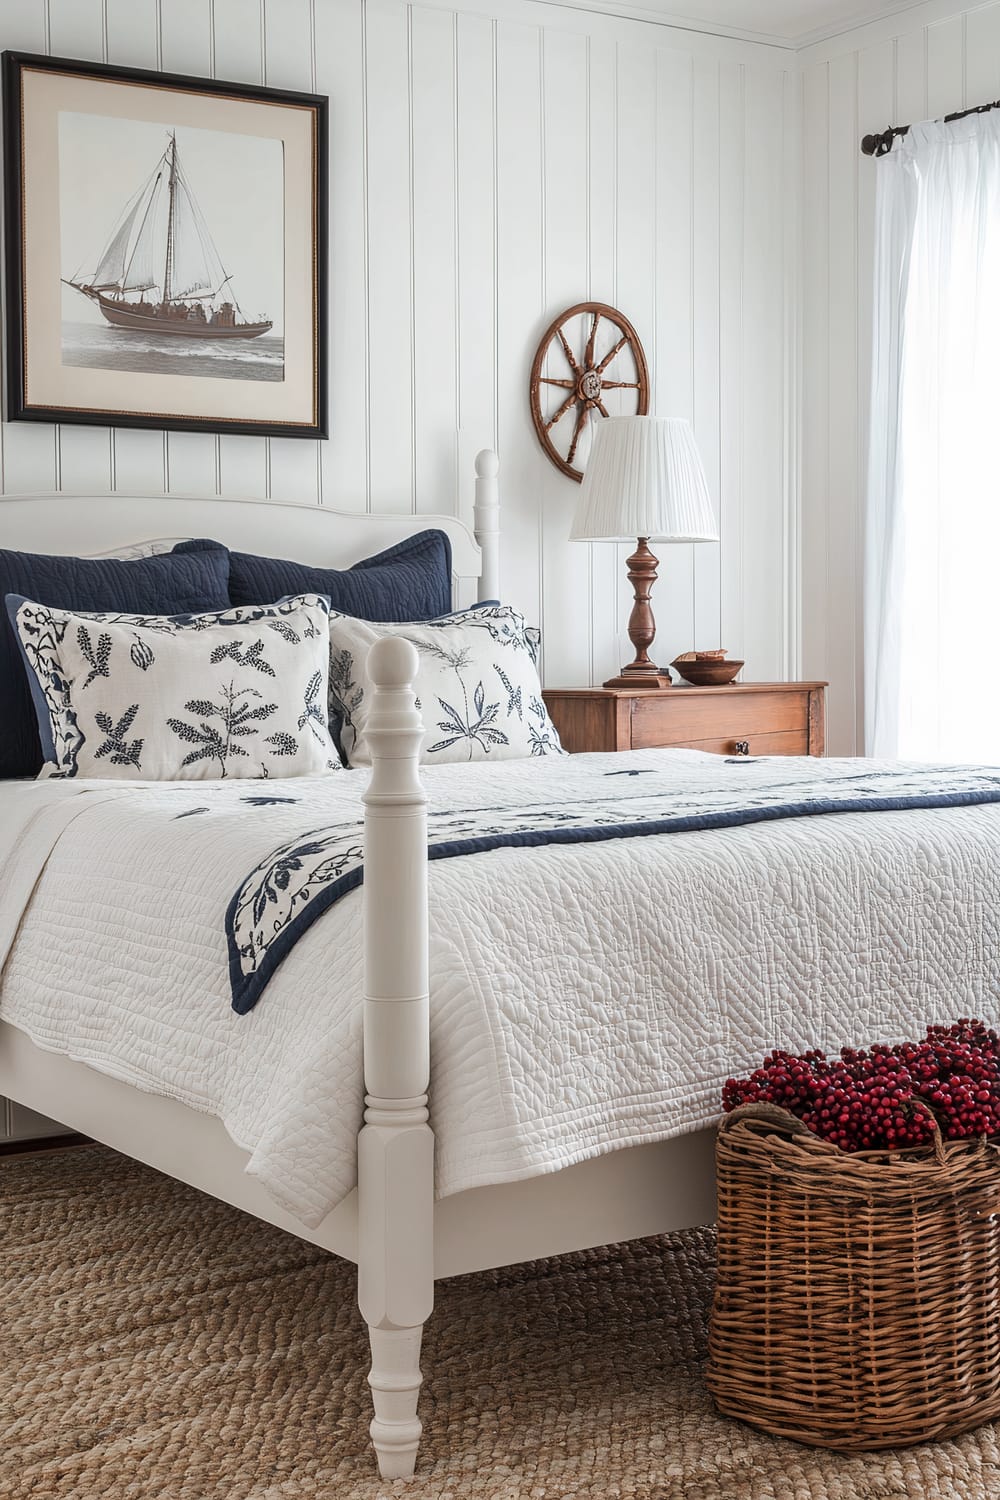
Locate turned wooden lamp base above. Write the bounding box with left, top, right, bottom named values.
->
left=603, top=537, right=674, bottom=690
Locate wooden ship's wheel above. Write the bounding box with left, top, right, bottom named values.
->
left=529, top=302, right=650, bottom=482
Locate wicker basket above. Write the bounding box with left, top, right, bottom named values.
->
left=707, top=1102, right=1000, bottom=1449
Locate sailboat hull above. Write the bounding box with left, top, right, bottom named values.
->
left=93, top=293, right=272, bottom=340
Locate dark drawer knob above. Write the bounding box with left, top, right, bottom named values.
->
left=733, top=740, right=751, bottom=756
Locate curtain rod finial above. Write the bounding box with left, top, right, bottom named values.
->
left=862, top=129, right=897, bottom=157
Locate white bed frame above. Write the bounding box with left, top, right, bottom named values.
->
left=0, top=452, right=716, bottom=1479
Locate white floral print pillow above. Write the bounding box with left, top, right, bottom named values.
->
left=327, top=604, right=565, bottom=766
left=7, top=593, right=341, bottom=781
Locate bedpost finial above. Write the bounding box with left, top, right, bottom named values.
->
left=368, top=635, right=419, bottom=690
left=475, top=449, right=500, bottom=479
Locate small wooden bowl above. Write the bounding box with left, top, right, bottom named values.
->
left=671, top=656, right=744, bottom=686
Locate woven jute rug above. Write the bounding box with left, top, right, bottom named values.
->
left=2, top=1146, right=999, bottom=1500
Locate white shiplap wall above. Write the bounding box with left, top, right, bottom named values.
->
left=0, top=0, right=797, bottom=688
left=799, top=0, right=1000, bottom=754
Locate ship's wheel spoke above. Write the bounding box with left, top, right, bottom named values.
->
left=566, top=405, right=589, bottom=466
left=600, top=380, right=640, bottom=391
left=540, top=377, right=576, bottom=388
left=583, top=311, right=601, bottom=370
left=545, top=391, right=578, bottom=431
left=557, top=328, right=582, bottom=375
left=596, top=335, right=628, bottom=374
left=593, top=397, right=610, bottom=419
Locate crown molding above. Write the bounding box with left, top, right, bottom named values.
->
left=516, top=0, right=976, bottom=56
left=796, top=0, right=990, bottom=60
left=530, top=0, right=798, bottom=48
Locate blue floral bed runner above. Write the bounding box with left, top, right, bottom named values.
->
left=224, top=754, right=1000, bottom=1014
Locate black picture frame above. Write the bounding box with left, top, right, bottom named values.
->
left=3, top=51, right=328, bottom=440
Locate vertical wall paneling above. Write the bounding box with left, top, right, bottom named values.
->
left=800, top=60, right=829, bottom=708
left=965, top=7, right=1000, bottom=102
left=925, top=15, right=965, bottom=115
left=780, top=66, right=800, bottom=678
left=894, top=29, right=928, bottom=133
left=0, top=0, right=47, bottom=497
left=585, top=35, right=619, bottom=685
left=741, top=65, right=785, bottom=680
left=46, top=0, right=104, bottom=59
left=410, top=6, right=459, bottom=519
left=316, top=0, right=368, bottom=512
left=454, top=11, right=497, bottom=522
left=212, top=0, right=269, bottom=498
left=825, top=51, right=859, bottom=756
left=262, top=0, right=312, bottom=90
left=540, top=29, right=591, bottom=687
left=855, top=40, right=893, bottom=747
left=104, top=0, right=165, bottom=491
left=494, top=21, right=543, bottom=631
left=39, top=0, right=111, bottom=494
left=105, top=0, right=159, bottom=70
left=158, top=0, right=222, bottom=498
left=211, top=0, right=264, bottom=85
left=613, top=42, right=656, bottom=673
left=717, top=60, right=746, bottom=667
left=654, top=48, right=695, bottom=663
left=263, top=0, right=320, bottom=505
left=159, top=0, right=213, bottom=73
left=692, top=57, right=723, bottom=654
left=364, top=0, right=415, bottom=512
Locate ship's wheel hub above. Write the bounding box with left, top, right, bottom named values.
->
left=579, top=370, right=602, bottom=401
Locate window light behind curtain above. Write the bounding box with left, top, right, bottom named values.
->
left=866, top=113, right=1000, bottom=760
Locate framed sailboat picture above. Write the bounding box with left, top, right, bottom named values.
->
left=3, top=52, right=328, bottom=439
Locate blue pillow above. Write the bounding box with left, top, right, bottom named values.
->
left=0, top=540, right=230, bottom=779
left=222, top=529, right=453, bottom=620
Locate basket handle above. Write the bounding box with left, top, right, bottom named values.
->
left=719, top=1102, right=814, bottom=1137
left=720, top=1098, right=948, bottom=1165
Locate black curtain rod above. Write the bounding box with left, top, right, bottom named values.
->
left=862, top=98, right=1000, bottom=155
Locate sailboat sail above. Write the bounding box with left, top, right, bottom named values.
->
left=170, top=160, right=228, bottom=299
left=89, top=186, right=149, bottom=291
left=67, top=132, right=272, bottom=341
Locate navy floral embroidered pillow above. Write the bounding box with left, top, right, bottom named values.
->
left=7, top=593, right=340, bottom=781
left=0, top=539, right=230, bottom=779
left=327, top=604, right=565, bottom=766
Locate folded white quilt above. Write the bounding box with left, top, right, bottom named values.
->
left=2, top=750, right=1000, bottom=1228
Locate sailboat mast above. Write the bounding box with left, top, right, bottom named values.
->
left=162, top=132, right=177, bottom=307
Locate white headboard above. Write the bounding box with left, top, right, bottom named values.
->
left=0, top=449, right=501, bottom=611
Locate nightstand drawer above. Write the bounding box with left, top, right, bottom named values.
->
left=629, top=690, right=810, bottom=750
left=677, top=730, right=810, bottom=758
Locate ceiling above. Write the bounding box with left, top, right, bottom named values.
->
left=594, top=0, right=928, bottom=46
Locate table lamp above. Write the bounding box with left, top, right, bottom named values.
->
left=571, top=415, right=718, bottom=688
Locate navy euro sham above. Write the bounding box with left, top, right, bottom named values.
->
left=220, top=529, right=453, bottom=621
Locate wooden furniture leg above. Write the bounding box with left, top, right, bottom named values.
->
left=358, top=637, right=434, bottom=1480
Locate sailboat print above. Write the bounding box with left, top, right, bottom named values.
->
left=65, top=132, right=272, bottom=341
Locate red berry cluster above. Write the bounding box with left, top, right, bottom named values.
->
left=722, top=1019, right=1000, bottom=1153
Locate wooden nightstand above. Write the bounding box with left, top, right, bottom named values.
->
left=543, top=682, right=827, bottom=758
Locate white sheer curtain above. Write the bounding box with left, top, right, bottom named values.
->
left=866, top=113, right=1000, bottom=760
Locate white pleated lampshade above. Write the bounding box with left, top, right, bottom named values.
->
left=570, top=416, right=718, bottom=543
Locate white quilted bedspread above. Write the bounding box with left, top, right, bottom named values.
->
left=1, top=749, right=999, bottom=1228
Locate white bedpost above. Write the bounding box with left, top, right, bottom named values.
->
left=358, top=636, right=434, bottom=1481
left=474, top=449, right=500, bottom=601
